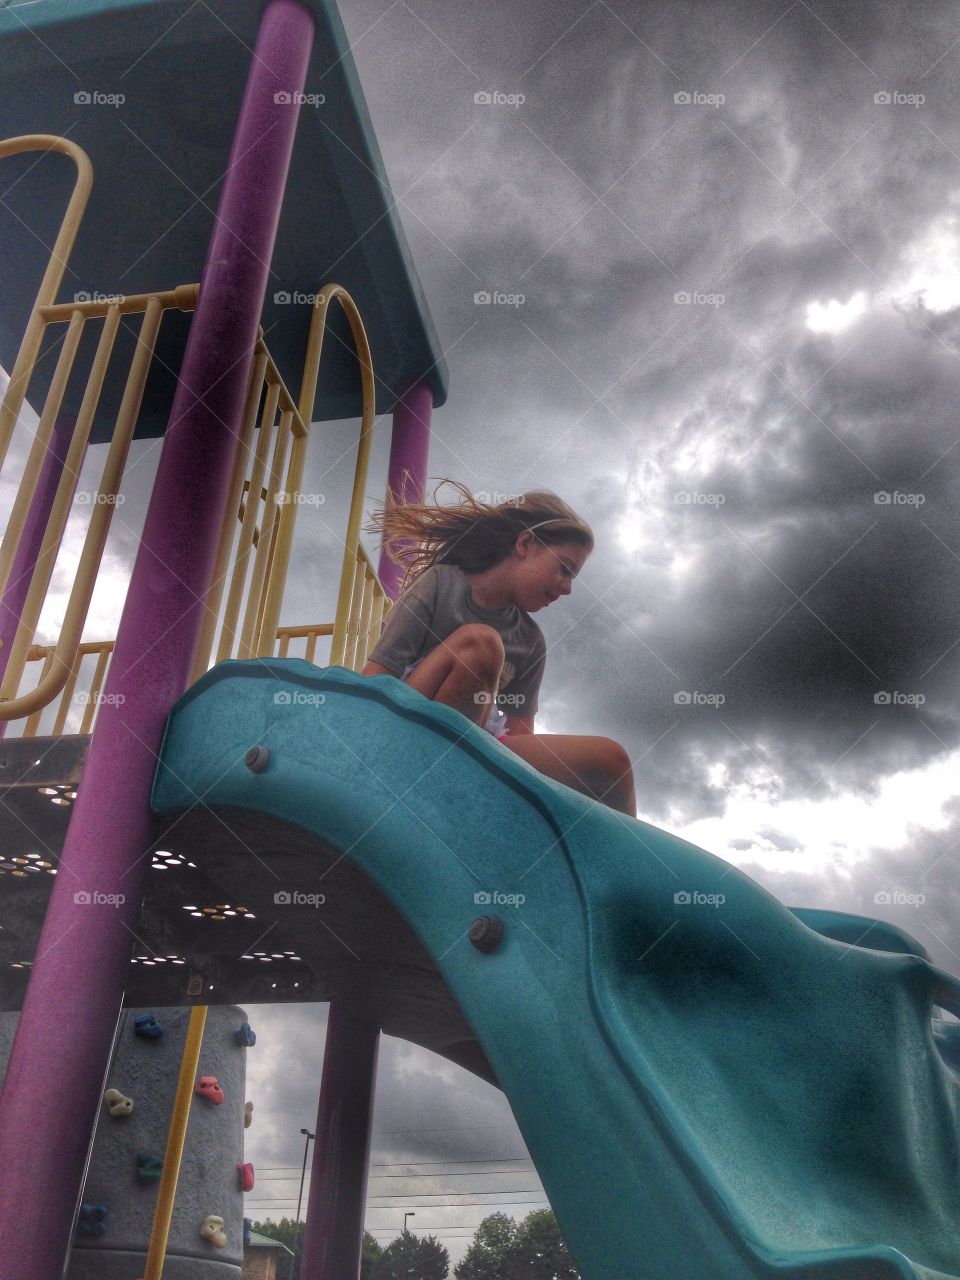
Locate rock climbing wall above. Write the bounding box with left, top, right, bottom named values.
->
left=0, top=1005, right=255, bottom=1279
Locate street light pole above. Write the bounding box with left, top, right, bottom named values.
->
left=403, top=1211, right=416, bottom=1234
left=296, top=1128, right=315, bottom=1234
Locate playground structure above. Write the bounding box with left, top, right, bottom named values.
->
left=0, top=1004, right=254, bottom=1278
left=0, top=3, right=959, bottom=1279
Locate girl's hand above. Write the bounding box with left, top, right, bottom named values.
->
left=504, top=713, right=535, bottom=736
left=361, top=660, right=392, bottom=677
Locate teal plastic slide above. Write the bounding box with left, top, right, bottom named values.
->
left=152, top=660, right=960, bottom=1280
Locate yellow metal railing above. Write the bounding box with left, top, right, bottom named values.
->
left=0, top=134, right=202, bottom=724
left=0, top=133, right=394, bottom=743
left=1, top=142, right=391, bottom=739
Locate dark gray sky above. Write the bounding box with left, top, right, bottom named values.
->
left=5, top=0, right=960, bottom=1264
left=247, top=0, right=960, bottom=1258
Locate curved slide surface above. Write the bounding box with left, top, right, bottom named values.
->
left=152, top=660, right=960, bottom=1280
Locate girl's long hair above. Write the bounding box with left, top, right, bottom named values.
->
left=365, top=476, right=594, bottom=594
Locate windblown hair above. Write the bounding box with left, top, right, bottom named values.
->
left=364, top=477, right=594, bottom=594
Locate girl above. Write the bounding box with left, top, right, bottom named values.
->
left=360, top=481, right=636, bottom=817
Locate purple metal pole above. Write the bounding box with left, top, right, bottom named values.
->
left=0, top=414, right=77, bottom=740
left=376, top=380, right=434, bottom=600
left=0, top=5, right=315, bottom=1277
left=300, top=1001, right=380, bottom=1280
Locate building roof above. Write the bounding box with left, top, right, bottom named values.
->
left=0, top=0, right=448, bottom=441
left=247, top=1230, right=296, bottom=1257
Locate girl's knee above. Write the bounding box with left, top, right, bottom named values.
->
left=448, top=623, right=505, bottom=666
left=594, top=737, right=633, bottom=779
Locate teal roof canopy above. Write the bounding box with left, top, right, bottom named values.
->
left=0, top=0, right=448, bottom=443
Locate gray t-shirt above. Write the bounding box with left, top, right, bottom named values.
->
left=368, top=563, right=547, bottom=716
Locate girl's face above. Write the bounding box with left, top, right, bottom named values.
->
left=510, top=534, right=591, bottom=612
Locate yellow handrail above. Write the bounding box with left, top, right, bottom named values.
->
left=141, top=1005, right=208, bottom=1280
left=2, top=266, right=390, bottom=732
left=294, top=286, right=380, bottom=668
left=0, top=291, right=195, bottom=719
left=0, top=136, right=93, bottom=475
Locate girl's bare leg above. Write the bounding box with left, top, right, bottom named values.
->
left=403, top=624, right=504, bottom=727
left=501, top=733, right=636, bottom=817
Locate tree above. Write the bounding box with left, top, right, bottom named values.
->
left=454, top=1212, right=518, bottom=1279
left=454, top=1210, right=579, bottom=1280
left=512, top=1209, right=579, bottom=1279
left=373, top=1229, right=450, bottom=1279
left=362, top=1230, right=384, bottom=1279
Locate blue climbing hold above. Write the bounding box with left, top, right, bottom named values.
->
left=76, top=1204, right=108, bottom=1237
left=133, top=1012, right=164, bottom=1040
left=234, top=1021, right=256, bottom=1047
left=243, top=1217, right=252, bottom=1249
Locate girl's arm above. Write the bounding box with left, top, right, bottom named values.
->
left=504, top=713, right=535, bottom=736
